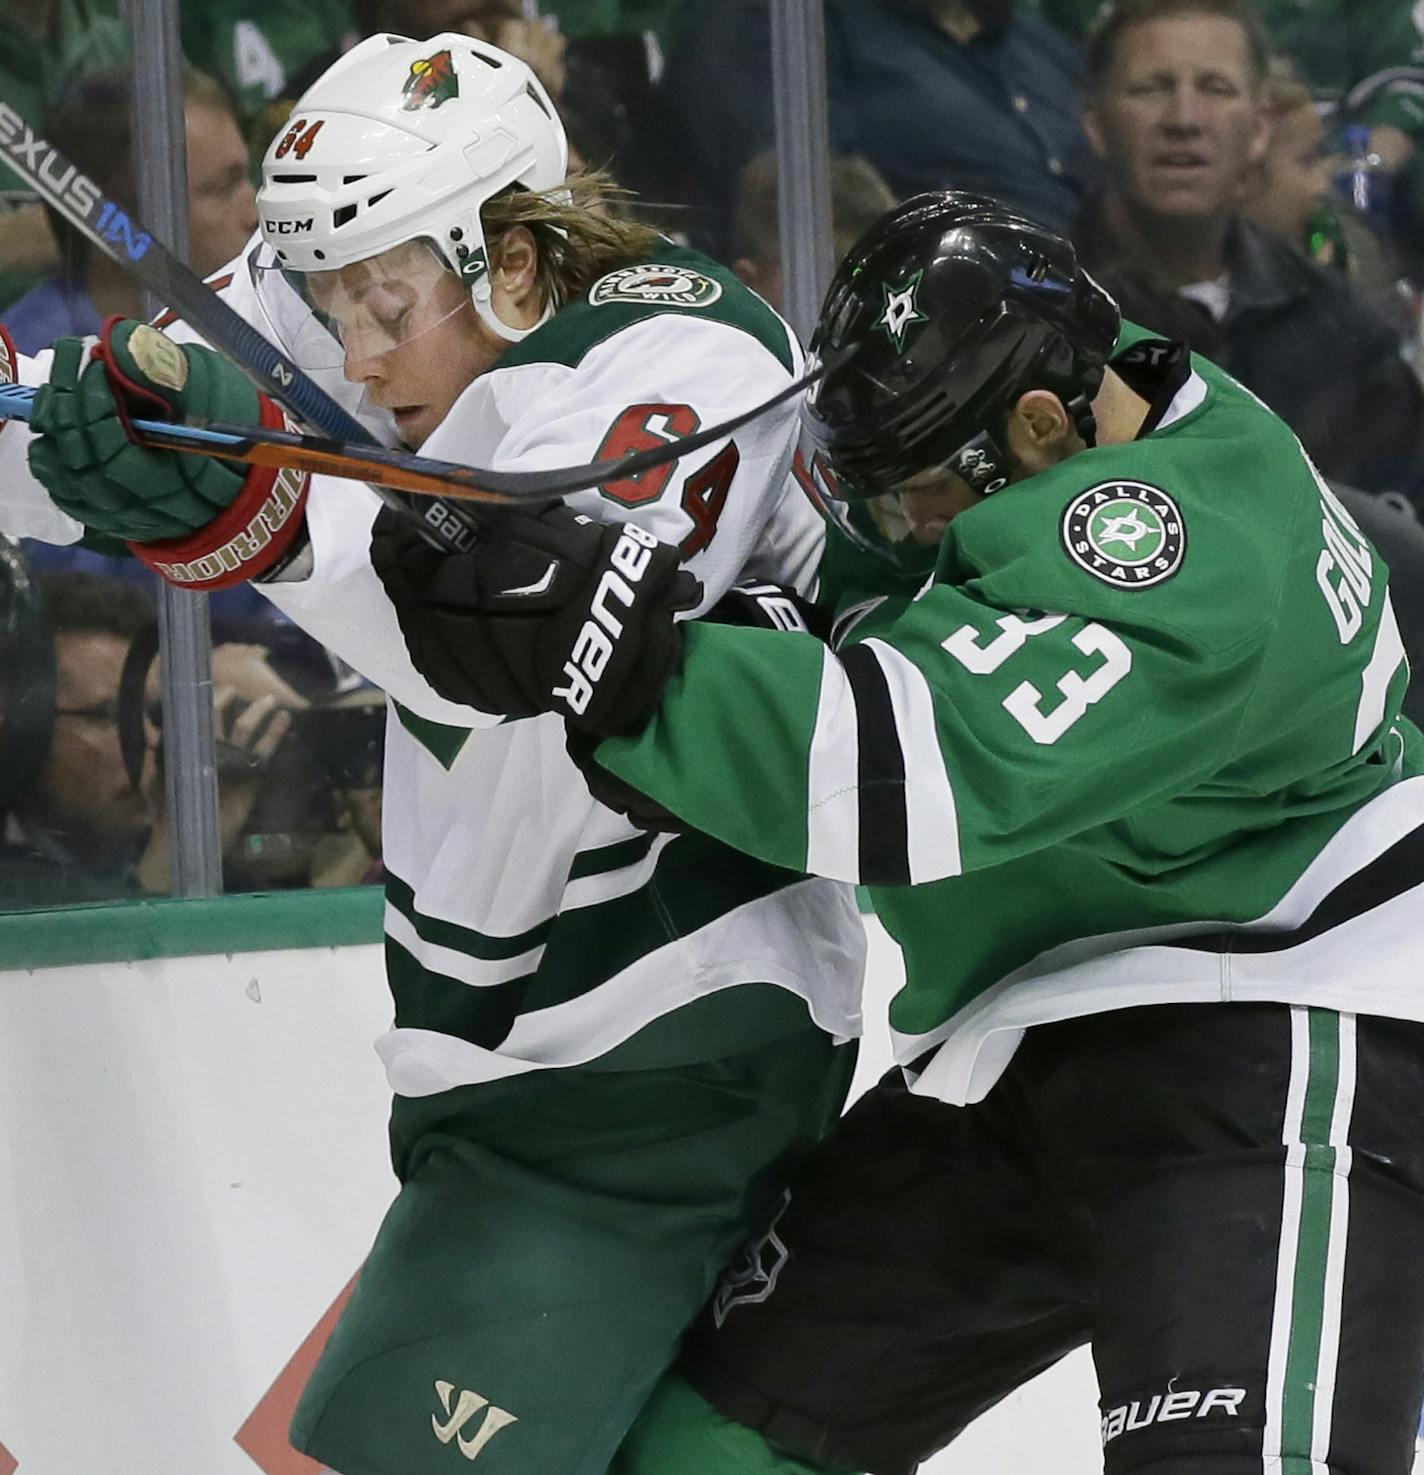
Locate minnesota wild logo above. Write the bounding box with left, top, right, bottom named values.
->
left=402, top=50, right=459, bottom=110
left=1061, top=480, right=1186, bottom=589
left=877, top=270, right=928, bottom=348
left=589, top=263, right=723, bottom=308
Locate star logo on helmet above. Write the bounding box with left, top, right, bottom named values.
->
left=401, top=49, right=459, bottom=110
left=877, top=270, right=928, bottom=349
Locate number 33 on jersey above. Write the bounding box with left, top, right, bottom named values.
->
left=596, top=341, right=1414, bottom=895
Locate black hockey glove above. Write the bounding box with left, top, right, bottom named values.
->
left=565, top=578, right=823, bottom=832
left=371, top=502, right=702, bottom=737
left=700, top=579, right=826, bottom=639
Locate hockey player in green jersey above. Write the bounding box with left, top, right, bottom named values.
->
left=368, top=191, right=1424, bottom=1475
left=0, top=32, right=865, bottom=1475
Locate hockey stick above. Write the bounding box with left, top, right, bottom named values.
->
left=0, top=100, right=487, bottom=548
left=0, top=365, right=826, bottom=506
left=0, top=384, right=513, bottom=503
left=0, top=102, right=836, bottom=525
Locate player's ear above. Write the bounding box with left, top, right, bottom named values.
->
left=1008, top=389, right=1072, bottom=451
left=490, top=226, right=543, bottom=327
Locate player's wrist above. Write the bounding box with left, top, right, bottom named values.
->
left=97, top=317, right=262, bottom=428
left=128, top=397, right=311, bottom=590
left=0, top=322, right=18, bottom=394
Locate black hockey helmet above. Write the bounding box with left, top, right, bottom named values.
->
left=804, top=191, right=1121, bottom=500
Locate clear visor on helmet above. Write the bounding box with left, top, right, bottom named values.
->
left=250, top=237, right=473, bottom=375
left=800, top=440, right=972, bottom=579
left=891, top=464, right=983, bottom=550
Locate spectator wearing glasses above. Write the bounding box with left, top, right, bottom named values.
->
left=0, top=572, right=303, bottom=907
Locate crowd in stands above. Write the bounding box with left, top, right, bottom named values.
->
left=3, top=0, right=1424, bottom=909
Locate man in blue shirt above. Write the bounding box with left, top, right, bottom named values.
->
left=5, top=68, right=256, bottom=355
left=648, top=0, right=1096, bottom=255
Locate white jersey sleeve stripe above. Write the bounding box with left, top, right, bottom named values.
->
left=806, top=645, right=863, bottom=882
left=1353, top=594, right=1406, bottom=754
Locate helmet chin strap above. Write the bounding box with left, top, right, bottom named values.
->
left=952, top=385, right=1099, bottom=496
left=948, top=427, right=1012, bottom=496
left=1066, top=391, right=1099, bottom=450
left=471, top=276, right=556, bottom=343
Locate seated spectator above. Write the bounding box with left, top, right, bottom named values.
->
left=1040, top=0, right=1424, bottom=272
left=1074, top=0, right=1424, bottom=505
left=6, top=65, right=269, bottom=615
left=0, top=571, right=166, bottom=905
left=0, top=538, right=55, bottom=897
left=728, top=150, right=897, bottom=314
left=0, top=571, right=311, bottom=908
left=4, top=67, right=258, bottom=354
left=1242, top=64, right=1341, bottom=259
left=180, top=622, right=386, bottom=891
left=1243, top=61, right=1410, bottom=334
left=648, top=0, right=1096, bottom=257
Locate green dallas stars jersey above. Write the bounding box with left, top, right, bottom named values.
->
left=598, top=334, right=1424, bottom=1104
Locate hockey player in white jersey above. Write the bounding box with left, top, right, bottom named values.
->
left=0, top=33, right=864, bottom=1475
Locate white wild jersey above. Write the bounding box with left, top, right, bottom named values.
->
left=0, top=240, right=865, bottom=1092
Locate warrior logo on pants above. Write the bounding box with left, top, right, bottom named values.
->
left=432, top=1381, right=518, bottom=1461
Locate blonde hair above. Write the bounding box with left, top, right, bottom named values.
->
left=732, top=150, right=897, bottom=265
left=1259, top=58, right=1315, bottom=123
left=481, top=171, right=666, bottom=312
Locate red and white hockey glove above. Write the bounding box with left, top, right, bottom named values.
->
left=26, top=317, right=308, bottom=590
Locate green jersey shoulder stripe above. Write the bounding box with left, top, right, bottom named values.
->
left=496, top=245, right=796, bottom=375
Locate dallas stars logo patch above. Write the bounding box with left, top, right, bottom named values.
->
left=877, top=270, right=928, bottom=348
left=402, top=49, right=459, bottom=110
left=1061, top=480, right=1186, bottom=589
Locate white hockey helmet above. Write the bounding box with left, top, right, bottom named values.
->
left=256, top=32, right=569, bottom=344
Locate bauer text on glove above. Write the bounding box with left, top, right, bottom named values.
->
left=371, top=501, right=701, bottom=736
